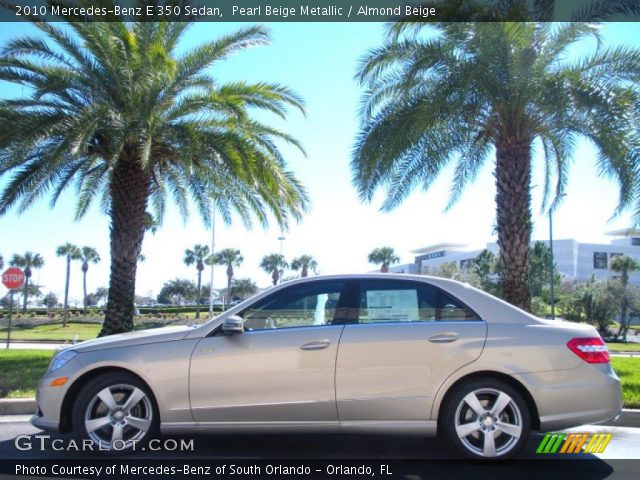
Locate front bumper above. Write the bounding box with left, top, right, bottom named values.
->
left=30, top=357, right=82, bottom=433
left=30, top=414, right=60, bottom=432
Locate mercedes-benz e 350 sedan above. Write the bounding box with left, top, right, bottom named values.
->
left=32, top=274, right=622, bottom=459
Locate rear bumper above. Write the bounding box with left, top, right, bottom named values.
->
left=514, top=362, right=623, bottom=432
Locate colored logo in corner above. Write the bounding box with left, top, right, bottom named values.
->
left=536, top=432, right=613, bottom=454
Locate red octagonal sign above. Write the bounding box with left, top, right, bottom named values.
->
left=2, top=267, right=25, bottom=290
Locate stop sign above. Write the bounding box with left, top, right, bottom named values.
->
left=2, top=267, right=25, bottom=290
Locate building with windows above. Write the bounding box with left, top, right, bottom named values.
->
left=389, top=229, right=640, bottom=285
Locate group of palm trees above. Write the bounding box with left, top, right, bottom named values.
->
left=182, top=244, right=318, bottom=318
left=1, top=1, right=639, bottom=335
left=0, top=246, right=100, bottom=325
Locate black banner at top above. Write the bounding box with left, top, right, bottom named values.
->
left=0, top=0, right=639, bottom=23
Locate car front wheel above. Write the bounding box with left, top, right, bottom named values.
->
left=72, top=372, right=158, bottom=453
left=441, top=378, right=530, bottom=459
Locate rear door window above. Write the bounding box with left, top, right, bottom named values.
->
left=357, top=280, right=480, bottom=323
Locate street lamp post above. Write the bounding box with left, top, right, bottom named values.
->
left=208, top=202, right=216, bottom=318
left=549, top=209, right=555, bottom=320
left=278, top=233, right=286, bottom=284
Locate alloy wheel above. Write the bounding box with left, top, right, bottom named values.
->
left=453, top=387, right=523, bottom=458
left=84, top=383, right=153, bottom=450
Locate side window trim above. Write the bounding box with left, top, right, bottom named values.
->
left=232, top=280, right=348, bottom=331
left=352, top=278, right=484, bottom=325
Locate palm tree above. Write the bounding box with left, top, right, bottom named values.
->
left=0, top=10, right=308, bottom=336
left=368, top=247, right=400, bottom=273
left=231, top=278, right=258, bottom=301
left=157, top=278, right=197, bottom=306
left=211, top=248, right=244, bottom=308
left=80, top=247, right=101, bottom=314
left=353, top=22, right=640, bottom=311
left=0, top=253, right=3, bottom=270
left=291, top=255, right=318, bottom=277
left=610, top=254, right=640, bottom=341
left=260, top=254, right=288, bottom=286
left=10, top=252, right=44, bottom=311
left=56, top=243, right=81, bottom=327
left=184, top=244, right=211, bottom=319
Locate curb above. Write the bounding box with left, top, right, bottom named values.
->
left=601, top=409, right=640, bottom=428
left=0, top=398, right=36, bottom=416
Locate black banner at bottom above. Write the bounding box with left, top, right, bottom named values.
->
left=1, top=459, right=640, bottom=480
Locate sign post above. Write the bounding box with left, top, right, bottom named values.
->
left=2, top=267, right=25, bottom=349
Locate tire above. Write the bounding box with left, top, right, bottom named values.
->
left=72, top=372, right=159, bottom=454
left=441, top=377, right=530, bottom=459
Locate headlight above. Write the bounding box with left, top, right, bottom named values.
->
left=48, top=350, right=78, bottom=373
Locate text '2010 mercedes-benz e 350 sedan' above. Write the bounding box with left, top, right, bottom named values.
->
left=31, top=274, right=622, bottom=459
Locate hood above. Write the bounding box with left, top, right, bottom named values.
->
left=68, top=325, right=197, bottom=353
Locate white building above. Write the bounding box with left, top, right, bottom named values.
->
left=390, top=229, right=640, bottom=285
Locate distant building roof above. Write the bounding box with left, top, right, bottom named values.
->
left=605, top=228, right=640, bottom=238
left=411, top=243, right=468, bottom=255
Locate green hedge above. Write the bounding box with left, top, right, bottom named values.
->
left=138, top=306, right=225, bottom=315
left=0, top=306, right=225, bottom=317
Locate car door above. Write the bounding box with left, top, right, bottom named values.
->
left=335, top=278, right=487, bottom=421
left=190, top=280, right=348, bottom=423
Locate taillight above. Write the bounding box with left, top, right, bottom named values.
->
left=567, top=337, right=610, bottom=364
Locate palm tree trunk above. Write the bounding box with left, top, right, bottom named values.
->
left=495, top=135, right=532, bottom=311
left=62, top=256, right=71, bottom=328
left=22, top=276, right=29, bottom=312
left=82, top=268, right=88, bottom=314
left=381, top=264, right=389, bottom=273
left=620, top=303, right=629, bottom=341
left=272, top=270, right=278, bottom=286
left=195, top=269, right=202, bottom=319
left=100, top=154, right=150, bottom=336
left=226, top=265, right=233, bottom=308
left=302, top=266, right=308, bottom=277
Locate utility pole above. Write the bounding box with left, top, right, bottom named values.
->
left=209, top=202, right=216, bottom=318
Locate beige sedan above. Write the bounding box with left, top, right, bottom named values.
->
left=32, top=274, right=622, bottom=459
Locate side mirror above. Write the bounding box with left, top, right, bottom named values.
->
left=222, top=315, right=244, bottom=335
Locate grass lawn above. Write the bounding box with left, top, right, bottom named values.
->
left=0, top=322, right=100, bottom=341
left=606, top=342, right=640, bottom=352
left=611, top=357, right=640, bottom=409
left=0, top=349, right=53, bottom=398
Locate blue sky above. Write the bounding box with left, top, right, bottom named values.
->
left=0, top=22, right=639, bottom=304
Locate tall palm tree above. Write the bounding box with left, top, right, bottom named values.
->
left=353, top=22, right=640, bottom=311
left=56, top=243, right=81, bottom=327
left=368, top=247, right=400, bottom=273
left=10, top=252, right=44, bottom=311
left=610, top=254, right=640, bottom=341
left=184, top=244, right=211, bottom=319
left=80, top=246, right=101, bottom=313
left=211, top=248, right=244, bottom=308
left=0, top=10, right=308, bottom=336
left=291, top=255, right=318, bottom=277
left=260, top=254, right=288, bottom=286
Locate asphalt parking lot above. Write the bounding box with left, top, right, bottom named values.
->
left=0, top=416, right=639, bottom=479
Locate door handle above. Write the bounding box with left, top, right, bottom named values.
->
left=428, top=332, right=459, bottom=343
left=300, top=340, right=331, bottom=351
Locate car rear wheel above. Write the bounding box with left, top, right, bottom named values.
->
left=72, top=372, right=158, bottom=453
left=442, top=378, right=530, bottom=459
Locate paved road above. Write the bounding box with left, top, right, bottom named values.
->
left=0, top=416, right=638, bottom=460
left=1, top=417, right=639, bottom=479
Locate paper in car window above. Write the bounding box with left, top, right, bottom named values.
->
left=366, top=289, right=419, bottom=322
